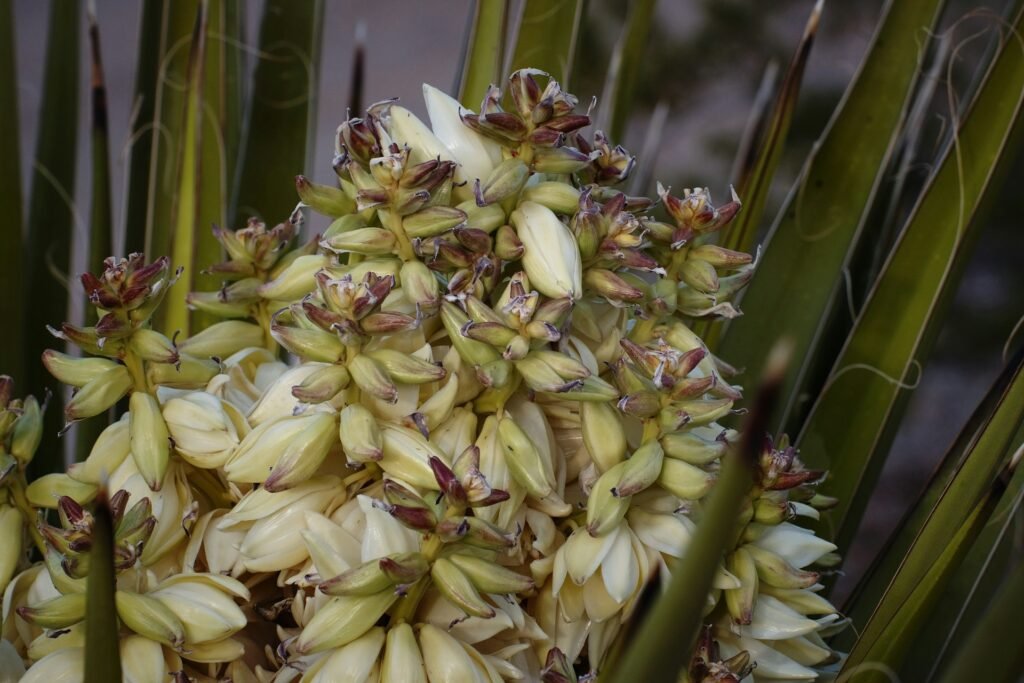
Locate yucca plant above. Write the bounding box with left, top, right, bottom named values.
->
left=0, top=1, right=1022, bottom=682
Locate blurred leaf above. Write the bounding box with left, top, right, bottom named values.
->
left=914, top=436, right=1024, bottom=679
left=86, top=10, right=113, bottom=314
left=459, top=0, right=509, bottom=108
left=603, top=345, right=788, bottom=683
left=840, top=347, right=1024, bottom=643
left=719, top=0, right=821, bottom=258
left=76, top=7, right=115, bottom=462
left=935, top=519, right=1024, bottom=683
left=728, top=60, right=779, bottom=199
left=347, top=26, right=365, bottom=115
left=714, top=0, right=946, bottom=428
left=627, top=100, right=669, bottom=196
left=24, top=0, right=81, bottom=477
left=840, top=475, right=1007, bottom=681
left=163, top=4, right=207, bottom=338
left=231, top=0, right=323, bottom=228
left=798, top=4, right=1024, bottom=554
left=122, top=0, right=177, bottom=256
left=83, top=494, right=120, bottom=682
left=596, top=0, right=658, bottom=141
left=507, top=0, right=585, bottom=86
left=140, top=0, right=201, bottom=262
left=0, top=0, right=23, bottom=376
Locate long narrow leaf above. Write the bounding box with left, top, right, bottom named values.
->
left=798, top=5, right=1024, bottom=553
left=936, top=511, right=1024, bottom=683
left=459, top=0, right=509, bottom=108
left=916, top=437, right=1024, bottom=679
left=0, top=0, right=23, bottom=376
left=141, top=0, right=201, bottom=261
left=122, top=0, right=177, bottom=256
left=83, top=493, right=120, bottom=682
left=603, top=344, right=789, bottom=683
left=840, top=475, right=1007, bottom=681
left=24, top=0, right=81, bottom=477
left=718, top=0, right=821, bottom=258
left=714, top=0, right=946, bottom=429
left=164, top=4, right=208, bottom=338
left=840, top=347, right=1024, bottom=640
left=76, top=7, right=115, bottom=463
left=597, top=0, right=658, bottom=141
left=230, top=0, right=323, bottom=228
left=506, top=0, right=585, bottom=86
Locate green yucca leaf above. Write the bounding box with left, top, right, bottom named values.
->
left=86, top=10, right=113, bottom=315
left=76, top=8, right=115, bottom=463
left=839, top=347, right=1024, bottom=643
left=840, top=473, right=1007, bottom=681
left=904, top=427, right=1024, bottom=678
left=713, top=0, right=946, bottom=429
left=143, top=0, right=202, bottom=263
left=458, top=0, right=509, bottom=108
left=191, top=0, right=241, bottom=332
left=24, top=0, right=81, bottom=477
left=598, top=0, right=657, bottom=141
left=798, top=3, right=1024, bottom=554
left=717, top=0, right=820, bottom=259
left=122, top=0, right=175, bottom=256
left=230, top=0, right=323, bottom=228
left=164, top=4, right=207, bottom=339
left=221, top=0, right=246, bottom=189
left=935, top=523, right=1024, bottom=683
left=603, top=345, right=789, bottom=683
left=0, top=0, right=23, bottom=376
left=83, top=493, right=121, bottom=682
left=506, top=0, right=584, bottom=86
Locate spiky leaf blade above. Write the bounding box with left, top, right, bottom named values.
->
left=459, top=0, right=509, bottom=108
left=506, top=0, right=584, bottom=87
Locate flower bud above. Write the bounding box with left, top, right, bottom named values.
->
left=178, top=321, right=264, bottom=360
left=41, top=350, right=120, bottom=387
left=449, top=553, right=534, bottom=594
left=475, top=158, right=529, bottom=206
left=494, top=224, right=524, bottom=261
left=296, top=175, right=356, bottom=217
left=532, top=145, right=597, bottom=174
left=611, top=441, right=664, bottom=497
left=347, top=354, right=399, bottom=403
left=585, top=268, right=645, bottom=302
left=420, top=623, right=492, bottom=681
left=511, top=201, right=582, bottom=300
left=129, top=329, right=179, bottom=364
left=321, top=227, right=397, bottom=255
left=263, top=411, right=338, bottom=492
left=17, top=593, right=86, bottom=629
left=458, top=200, right=506, bottom=233
left=115, top=590, right=186, bottom=649
left=129, top=392, right=171, bottom=490
left=379, top=424, right=447, bottom=489
left=365, top=349, right=446, bottom=385
left=497, top=415, right=554, bottom=499
left=688, top=244, right=754, bottom=268
left=402, top=205, right=468, bottom=238
left=441, top=302, right=502, bottom=367
left=657, top=458, right=715, bottom=500
left=678, top=258, right=720, bottom=294
left=291, top=364, right=351, bottom=404
left=258, top=254, right=330, bottom=301
left=271, top=319, right=345, bottom=363
left=11, top=395, right=42, bottom=464
left=147, top=353, right=219, bottom=390
left=400, top=260, right=440, bottom=312
left=295, top=591, right=398, bottom=654
left=431, top=557, right=495, bottom=618
left=424, top=83, right=503, bottom=181
left=520, top=181, right=581, bottom=214
left=725, top=547, right=758, bottom=625
left=149, top=575, right=248, bottom=644
left=660, top=430, right=728, bottom=465
left=381, top=623, right=427, bottom=682
left=338, top=404, right=383, bottom=463
left=580, top=401, right=627, bottom=472
left=585, top=461, right=632, bottom=536
left=64, top=365, right=133, bottom=422
left=162, top=392, right=246, bottom=469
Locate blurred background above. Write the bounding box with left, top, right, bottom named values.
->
left=7, top=0, right=1023, bottom=601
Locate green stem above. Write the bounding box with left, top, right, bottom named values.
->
left=121, top=349, right=150, bottom=394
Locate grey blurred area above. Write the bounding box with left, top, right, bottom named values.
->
left=10, top=0, right=1024, bottom=598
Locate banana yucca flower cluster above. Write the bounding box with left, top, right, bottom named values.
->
left=0, top=69, right=844, bottom=682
